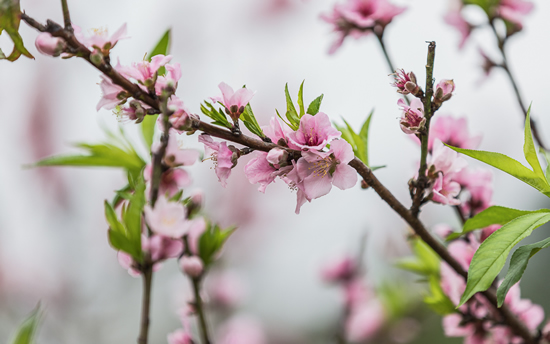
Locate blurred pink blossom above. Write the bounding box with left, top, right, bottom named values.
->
left=217, top=316, right=267, bottom=344
left=321, top=254, right=357, bottom=283
left=179, top=256, right=204, bottom=277
left=205, top=271, right=247, bottom=308
left=444, top=9, right=472, bottom=49
left=428, top=116, right=482, bottom=151
left=144, top=196, right=188, bottom=238
left=498, top=0, right=534, bottom=29
left=74, top=23, right=128, bottom=51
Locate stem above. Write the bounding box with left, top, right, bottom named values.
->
left=137, top=260, right=153, bottom=344
left=183, top=237, right=211, bottom=344
left=60, top=0, right=73, bottom=31
left=410, top=42, right=435, bottom=217
left=375, top=32, right=410, bottom=106
left=149, top=94, right=172, bottom=206
left=20, top=15, right=537, bottom=343
left=489, top=21, right=547, bottom=150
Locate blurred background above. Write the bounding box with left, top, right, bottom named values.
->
left=1, top=0, right=550, bottom=342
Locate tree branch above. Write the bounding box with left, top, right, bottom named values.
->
left=60, top=0, right=73, bottom=31
left=20, top=14, right=537, bottom=343
left=137, top=258, right=153, bottom=344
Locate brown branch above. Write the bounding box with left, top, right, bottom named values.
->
left=137, top=258, right=153, bottom=344
left=60, top=0, right=73, bottom=31
left=20, top=13, right=537, bottom=343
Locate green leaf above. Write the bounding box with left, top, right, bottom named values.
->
left=497, top=236, right=550, bottom=306
left=446, top=145, right=550, bottom=197
left=198, top=223, right=236, bottom=268
left=395, top=238, right=440, bottom=276
left=122, top=177, right=145, bottom=255
left=334, top=110, right=374, bottom=166
left=104, top=201, right=126, bottom=234
left=146, top=29, right=171, bottom=75
left=200, top=102, right=231, bottom=129
left=240, top=103, right=265, bottom=138
left=540, top=148, right=550, bottom=184
left=424, top=275, right=457, bottom=316
left=523, top=107, right=546, bottom=180
left=10, top=305, right=41, bottom=344
left=105, top=198, right=143, bottom=262
left=275, top=109, right=294, bottom=130
left=306, top=94, right=324, bottom=115
left=33, top=142, right=145, bottom=177
left=284, top=83, right=300, bottom=129
left=458, top=212, right=550, bottom=306
left=446, top=206, right=550, bottom=240
left=140, top=114, right=158, bottom=151
left=297, top=80, right=305, bottom=118
left=0, top=0, right=34, bottom=62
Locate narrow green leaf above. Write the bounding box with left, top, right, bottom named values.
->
left=284, top=83, right=300, bottom=128
left=200, top=102, right=231, bottom=129
left=297, top=80, right=305, bottom=118
left=10, top=304, right=41, bottom=344
left=140, top=114, right=158, bottom=151
left=358, top=110, right=374, bottom=166
left=276, top=109, right=295, bottom=130
left=446, top=145, right=550, bottom=197
left=523, top=106, right=546, bottom=181
left=108, top=229, right=141, bottom=259
left=104, top=201, right=126, bottom=234
left=0, top=0, right=34, bottom=62
left=424, top=275, right=457, bottom=315
left=240, top=103, right=264, bottom=138
left=342, top=118, right=367, bottom=164
left=395, top=238, right=440, bottom=276
left=122, top=178, right=145, bottom=261
left=497, top=236, right=550, bottom=306
left=458, top=212, right=550, bottom=306
left=540, top=148, right=550, bottom=184
left=146, top=29, right=171, bottom=75
left=446, top=206, right=550, bottom=240
left=198, top=223, right=236, bottom=267
left=306, top=94, right=324, bottom=115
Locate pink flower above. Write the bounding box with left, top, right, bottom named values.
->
left=444, top=8, right=472, bottom=50
left=205, top=271, right=246, bottom=308
left=217, top=316, right=267, bottom=344
left=455, top=168, right=493, bottom=216
left=263, top=117, right=291, bottom=145
left=96, top=74, right=126, bottom=111
left=144, top=165, right=192, bottom=198
left=398, top=98, right=425, bottom=134
left=427, top=139, right=467, bottom=205
left=433, top=223, right=454, bottom=240
left=498, top=0, right=534, bottom=29
left=321, top=255, right=357, bottom=283
left=35, top=33, right=66, bottom=57
left=345, top=299, right=385, bottom=342
left=155, top=63, right=182, bottom=95
left=391, top=69, right=420, bottom=95
left=162, top=130, right=200, bottom=168
left=167, top=329, right=193, bottom=344
left=295, top=139, right=358, bottom=200
left=117, top=251, right=141, bottom=277
left=321, top=0, right=405, bottom=53
left=217, top=82, right=256, bottom=121
left=287, top=112, right=341, bottom=150
left=146, top=235, right=183, bottom=262
left=434, top=79, right=455, bottom=104
left=179, top=256, right=204, bottom=277
left=168, top=97, right=194, bottom=132
left=199, top=135, right=239, bottom=188
left=428, top=116, right=482, bottom=151
left=118, top=55, right=173, bottom=87
left=75, top=23, right=128, bottom=51
left=144, top=196, right=188, bottom=238
left=244, top=149, right=292, bottom=193
left=282, top=160, right=311, bottom=214
left=480, top=224, right=500, bottom=242
left=431, top=174, right=462, bottom=205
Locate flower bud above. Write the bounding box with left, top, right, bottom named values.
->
left=35, top=33, right=66, bottom=57
left=90, top=49, right=104, bottom=66
left=180, top=256, right=204, bottom=278
left=266, top=148, right=289, bottom=167
left=433, top=79, right=455, bottom=105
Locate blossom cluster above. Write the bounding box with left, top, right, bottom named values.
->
left=199, top=83, right=358, bottom=214
left=321, top=0, right=406, bottom=53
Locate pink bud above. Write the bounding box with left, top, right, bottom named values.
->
left=266, top=148, right=288, bottom=167
left=434, top=79, right=455, bottom=103
left=35, top=33, right=66, bottom=57
left=180, top=256, right=204, bottom=277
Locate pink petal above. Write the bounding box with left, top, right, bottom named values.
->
left=333, top=164, right=358, bottom=190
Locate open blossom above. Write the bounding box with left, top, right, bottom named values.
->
left=244, top=150, right=292, bottom=193
left=444, top=6, right=472, bottom=49
left=155, top=63, right=182, bottom=94
left=287, top=112, right=341, bottom=150
left=144, top=196, right=188, bottom=238
left=199, top=135, right=239, bottom=188
left=118, top=55, right=173, bottom=88
left=144, top=165, right=191, bottom=198
left=168, top=313, right=194, bottom=344
left=263, top=117, right=291, bottom=145
left=162, top=130, right=200, bottom=168
left=428, top=116, right=482, bottom=151
left=498, top=0, right=534, bottom=29
left=427, top=139, right=467, bottom=205
left=294, top=139, right=357, bottom=202
left=217, top=316, right=267, bottom=344
left=35, top=33, right=66, bottom=57
left=117, top=234, right=182, bottom=276
left=398, top=98, right=425, bottom=134
left=321, top=0, right=406, bottom=54
left=96, top=74, right=126, bottom=111
left=75, top=23, right=128, bottom=51
left=217, top=82, right=256, bottom=121
left=391, top=69, right=420, bottom=95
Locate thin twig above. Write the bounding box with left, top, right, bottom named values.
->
left=137, top=258, right=153, bottom=344
left=60, top=0, right=73, bottom=31
left=489, top=21, right=547, bottom=151
left=374, top=32, right=410, bottom=106
left=410, top=42, right=436, bottom=217
left=20, top=14, right=538, bottom=343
